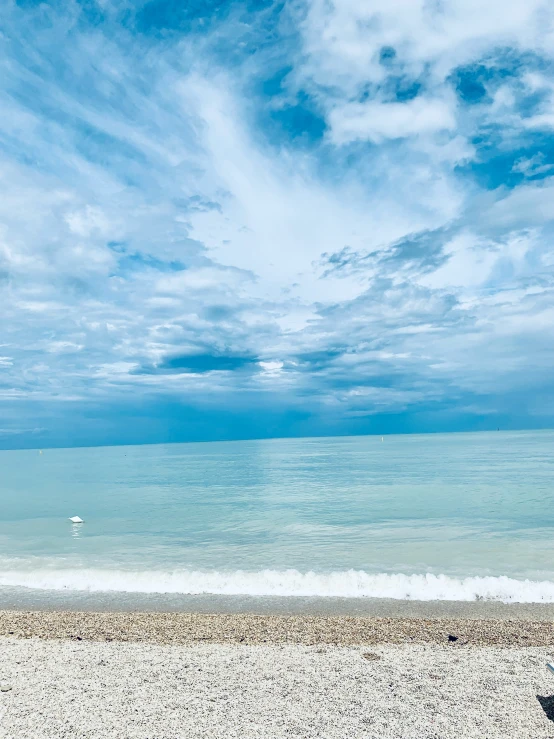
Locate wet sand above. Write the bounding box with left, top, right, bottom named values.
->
left=4, top=588, right=554, bottom=620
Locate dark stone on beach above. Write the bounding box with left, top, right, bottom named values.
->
left=448, top=634, right=458, bottom=642
left=362, top=652, right=381, bottom=660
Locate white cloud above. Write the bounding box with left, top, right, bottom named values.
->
left=328, top=97, right=456, bottom=144
left=298, top=0, right=553, bottom=93
left=0, top=0, right=553, bottom=444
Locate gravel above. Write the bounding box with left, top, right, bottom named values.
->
left=2, top=610, right=554, bottom=647
left=1, top=638, right=554, bottom=738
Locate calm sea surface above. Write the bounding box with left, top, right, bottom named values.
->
left=0, top=430, right=553, bottom=604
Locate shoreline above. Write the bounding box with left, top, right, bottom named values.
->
left=4, top=588, right=554, bottom=620
left=2, top=608, right=554, bottom=646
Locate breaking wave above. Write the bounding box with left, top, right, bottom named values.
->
left=1, top=568, right=554, bottom=602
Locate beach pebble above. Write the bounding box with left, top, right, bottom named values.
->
left=1, top=684, right=12, bottom=692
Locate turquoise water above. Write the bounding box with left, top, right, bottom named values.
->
left=0, top=430, right=553, bottom=602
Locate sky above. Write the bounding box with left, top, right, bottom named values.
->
left=1, top=0, right=554, bottom=448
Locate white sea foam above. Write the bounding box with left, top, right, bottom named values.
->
left=1, top=568, right=554, bottom=602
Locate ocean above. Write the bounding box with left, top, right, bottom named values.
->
left=0, top=430, right=553, bottom=608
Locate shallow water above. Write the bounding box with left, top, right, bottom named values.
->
left=0, top=430, right=553, bottom=603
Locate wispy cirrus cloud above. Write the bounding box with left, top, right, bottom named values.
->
left=0, top=0, right=553, bottom=447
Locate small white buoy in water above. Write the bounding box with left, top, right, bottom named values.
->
left=69, top=516, right=84, bottom=523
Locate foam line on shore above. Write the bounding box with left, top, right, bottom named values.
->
left=2, top=569, right=554, bottom=603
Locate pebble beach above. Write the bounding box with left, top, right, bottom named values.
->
left=1, top=610, right=554, bottom=737
left=2, top=608, right=554, bottom=647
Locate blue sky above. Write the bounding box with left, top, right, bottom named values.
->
left=1, top=0, right=554, bottom=448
